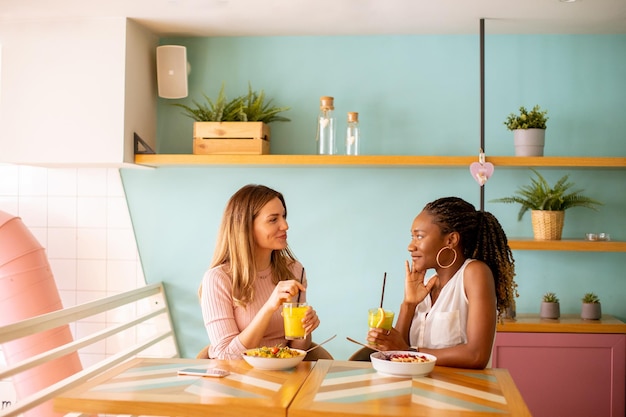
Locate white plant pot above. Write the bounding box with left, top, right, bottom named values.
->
left=513, top=129, right=545, bottom=156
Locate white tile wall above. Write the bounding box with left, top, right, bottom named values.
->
left=0, top=164, right=175, bottom=408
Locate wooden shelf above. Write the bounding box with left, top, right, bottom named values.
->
left=497, top=314, right=626, bottom=334
left=135, top=154, right=476, bottom=166
left=508, top=238, right=626, bottom=252
left=486, top=156, right=626, bottom=168
left=135, top=154, right=626, bottom=168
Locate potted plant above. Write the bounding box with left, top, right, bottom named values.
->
left=504, top=105, right=548, bottom=156
left=581, top=292, right=602, bottom=320
left=491, top=169, right=602, bottom=240
left=540, top=292, right=560, bottom=319
left=172, top=83, right=290, bottom=155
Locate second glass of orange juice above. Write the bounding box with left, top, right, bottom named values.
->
left=368, top=307, right=394, bottom=331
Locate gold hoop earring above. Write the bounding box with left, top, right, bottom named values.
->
left=436, top=247, right=457, bottom=269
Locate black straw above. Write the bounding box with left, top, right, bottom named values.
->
left=297, top=267, right=304, bottom=303
left=379, top=272, right=387, bottom=309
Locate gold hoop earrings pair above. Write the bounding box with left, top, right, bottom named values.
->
left=436, top=246, right=457, bottom=269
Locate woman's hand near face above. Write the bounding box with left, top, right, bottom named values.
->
left=404, top=260, right=438, bottom=304
left=265, top=279, right=306, bottom=311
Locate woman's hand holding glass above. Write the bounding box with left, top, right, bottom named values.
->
left=367, top=327, right=410, bottom=351
left=303, top=306, right=320, bottom=334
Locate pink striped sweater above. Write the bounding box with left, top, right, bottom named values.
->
left=200, top=261, right=306, bottom=359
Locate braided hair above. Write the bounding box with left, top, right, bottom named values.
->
left=423, top=197, right=518, bottom=318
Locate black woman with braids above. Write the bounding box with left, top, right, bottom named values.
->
left=359, top=197, right=517, bottom=369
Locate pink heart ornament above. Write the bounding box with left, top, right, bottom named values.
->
left=469, top=162, right=494, bottom=186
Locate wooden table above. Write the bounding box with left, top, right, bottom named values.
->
left=289, top=360, right=531, bottom=417
left=53, top=357, right=314, bottom=417
left=54, top=357, right=530, bottom=417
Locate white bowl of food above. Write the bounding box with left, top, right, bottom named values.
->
left=370, top=350, right=437, bottom=377
left=242, top=346, right=306, bottom=370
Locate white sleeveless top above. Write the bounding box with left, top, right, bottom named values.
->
left=409, top=258, right=473, bottom=349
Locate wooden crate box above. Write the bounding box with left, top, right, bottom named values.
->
left=193, top=122, right=270, bottom=155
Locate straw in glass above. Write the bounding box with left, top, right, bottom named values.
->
left=297, top=267, right=304, bottom=303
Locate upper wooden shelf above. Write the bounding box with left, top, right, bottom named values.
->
left=135, top=154, right=626, bottom=168
left=508, top=238, right=626, bottom=252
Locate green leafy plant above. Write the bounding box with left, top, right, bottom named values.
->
left=542, top=292, right=559, bottom=303
left=582, top=292, right=600, bottom=304
left=172, top=82, right=290, bottom=123
left=237, top=84, right=291, bottom=123
left=490, top=169, right=602, bottom=220
left=504, top=105, right=548, bottom=130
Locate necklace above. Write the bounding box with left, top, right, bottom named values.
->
left=258, top=265, right=271, bottom=279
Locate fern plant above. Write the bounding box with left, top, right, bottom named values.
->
left=582, top=292, right=600, bottom=304
left=490, top=169, right=602, bottom=220
left=172, top=82, right=290, bottom=123
left=171, top=83, right=240, bottom=122
left=542, top=292, right=559, bottom=303
left=237, top=84, right=291, bottom=123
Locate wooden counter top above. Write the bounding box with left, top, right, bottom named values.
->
left=497, top=314, right=626, bottom=334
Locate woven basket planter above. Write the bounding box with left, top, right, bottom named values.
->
left=531, top=210, right=564, bottom=240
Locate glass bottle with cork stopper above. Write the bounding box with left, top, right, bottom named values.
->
left=346, top=111, right=360, bottom=155
left=316, top=96, right=336, bottom=155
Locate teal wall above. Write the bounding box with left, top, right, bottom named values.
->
left=122, top=34, right=626, bottom=359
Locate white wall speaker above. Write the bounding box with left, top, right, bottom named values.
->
left=156, top=45, right=189, bottom=99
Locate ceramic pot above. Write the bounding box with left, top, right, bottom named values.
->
left=581, top=303, right=602, bottom=320
left=501, top=299, right=516, bottom=320
left=513, top=128, right=545, bottom=156
left=540, top=302, right=560, bottom=319
left=501, top=305, right=516, bottom=320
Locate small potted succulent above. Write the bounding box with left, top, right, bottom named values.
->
left=503, top=104, right=549, bottom=156
left=581, top=292, right=602, bottom=320
left=540, top=292, right=560, bottom=319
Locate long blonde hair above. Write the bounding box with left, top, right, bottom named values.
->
left=207, top=184, right=297, bottom=306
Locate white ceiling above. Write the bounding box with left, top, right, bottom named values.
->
left=1, top=0, right=625, bottom=36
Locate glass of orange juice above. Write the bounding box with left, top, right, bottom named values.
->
left=368, top=307, right=394, bottom=331
left=283, top=302, right=308, bottom=340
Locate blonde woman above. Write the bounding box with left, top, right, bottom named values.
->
left=200, top=184, right=327, bottom=360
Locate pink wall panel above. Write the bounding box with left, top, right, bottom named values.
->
left=493, top=332, right=625, bottom=417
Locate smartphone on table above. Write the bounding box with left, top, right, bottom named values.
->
left=177, top=367, right=230, bottom=378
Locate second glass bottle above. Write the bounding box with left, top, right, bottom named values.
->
left=346, top=112, right=360, bottom=155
